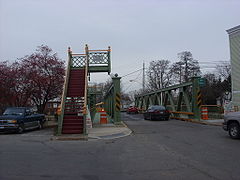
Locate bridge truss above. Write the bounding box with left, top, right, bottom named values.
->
left=135, top=77, right=202, bottom=121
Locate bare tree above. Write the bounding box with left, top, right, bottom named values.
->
left=215, top=61, right=231, bottom=93
left=216, top=61, right=231, bottom=80
left=147, top=60, right=172, bottom=90
left=171, top=51, right=201, bottom=83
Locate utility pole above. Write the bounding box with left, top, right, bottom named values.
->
left=143, top=61, right=145, bottom=91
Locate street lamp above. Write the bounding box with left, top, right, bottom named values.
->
left=129, top=79, right=142, bottom=85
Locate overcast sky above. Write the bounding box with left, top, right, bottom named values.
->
left=0, top=0, right=239, bottom=92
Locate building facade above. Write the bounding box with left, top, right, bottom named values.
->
left=44, top=99, right=61, bottom=115
left=227, top=25, right=240, bottom=110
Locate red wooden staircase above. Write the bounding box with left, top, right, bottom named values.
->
left=62, top=69, right=86, bottom=134
left=58, top=45, right=111, bottom=135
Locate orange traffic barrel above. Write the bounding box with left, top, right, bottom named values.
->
left=100, top=110, right=108, bottom=124
left=201, top=107, right=208, bottom=120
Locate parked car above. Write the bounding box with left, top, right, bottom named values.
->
left=144, top=105, right=170, bottom=121
left=0, top=107, right=45, bottom=133
left=223, top=111, right=240, bottom=139
left=127, top=106, right=139, bottom=114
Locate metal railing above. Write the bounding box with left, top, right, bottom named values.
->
left=135, top=77, right=202, bottom=121
left=103, top=75, right=121, bottom=124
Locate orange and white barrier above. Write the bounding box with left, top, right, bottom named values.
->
left=201, top=107, right=208, bottom=120
left=100, top=110, right=108, bottom=124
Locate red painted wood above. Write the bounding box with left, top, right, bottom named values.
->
left=62, top=129, right=83, bottom=134
left=62, top=68, right=86, bottom=134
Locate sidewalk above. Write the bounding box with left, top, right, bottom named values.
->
left=201, top=119, right=224, bottom=126
left=52, top=122, right=132, bottom=141
left=88, top=123, right=132, bottom=140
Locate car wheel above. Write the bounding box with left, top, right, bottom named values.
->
left=149, top=115, right=152, bottom=121
left=228, top=123, right=240, bottom=139
left=38, top=121, right=44, bottom=130
left=17, top=123, right=25, bottom=134
left=143, top=115, right=146, bottom=120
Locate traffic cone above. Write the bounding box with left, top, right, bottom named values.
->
left=100, top=109, right=108, bottom=124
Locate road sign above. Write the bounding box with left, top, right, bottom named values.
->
left=198, top=78, right=206, bottom=87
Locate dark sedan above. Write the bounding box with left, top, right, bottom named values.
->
left=143, top=105, right=170, bottom=121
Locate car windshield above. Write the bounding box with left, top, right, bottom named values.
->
left=3, top=108, right=25, bottom=116
left=149, top=106, right=166, bottom=110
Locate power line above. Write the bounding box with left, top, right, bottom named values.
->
left=122, top=70, right=142, bottom=92
left=122, top=68, right=143, bottom=78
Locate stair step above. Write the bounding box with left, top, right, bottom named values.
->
left=67, top=86, right=84, bottom=89
left=62, top=129, right=83, bottom=134
left=67, top=89, right=84, bottom=91
left=67, top=90, right=84, bottom=93
left=67, top=86, right=84, bottom=88
left=63, top=118, right=83, bottom=121
left=63, top=116, right=83, bottom=119
left=67, top=93, right=84, bottom=96
left=67, top=89, right=84, bottom=93
left=64, top=112, right=83, bottom=115
left=61, top=68, right=86, bottom=134
left=63, top=122, right=83, bottom=125
left=67, top=85, right=83, bottom=88
left=68, top=82, right=85, bottom=85
left=62, top=125, right=83, bottom=129
left=70, top=70, right=85, bottom=73
left=70, top=71, right=85, bottom=73
left=63, top=122, right=83, bottom=124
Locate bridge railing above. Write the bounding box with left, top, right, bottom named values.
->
left=103, top=75, right=121, bottom=124
left=70, top=46, right=111, bottom=74
left=135, top=77, right=202, bottom=121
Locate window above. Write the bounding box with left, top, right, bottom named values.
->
left=53, top=103, right=58, bottom=108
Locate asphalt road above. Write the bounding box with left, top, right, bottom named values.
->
left=1, top=113, right=240, bottom=180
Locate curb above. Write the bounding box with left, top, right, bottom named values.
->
left=88, top=129, right=132, bottom=140
left=44, top=124, right=57, bottom=129
left=180, top=119, right=223, bottom=126
left=51, top=135, right=88, bottom=141
left=50, top=122, right=132, bottom=141
left=89, top=121, right=132, bottom=140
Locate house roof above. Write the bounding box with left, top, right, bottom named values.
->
left=226, top=25, right=240, bottom=35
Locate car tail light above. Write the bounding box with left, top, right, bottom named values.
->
left=154, top=110, right=160, bottom=113
left=165, top=110, right=169, bottom=113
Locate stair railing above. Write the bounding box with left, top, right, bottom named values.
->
left=57, top=47, right=72, bottom=135
left=83, top=44, right=89, bottom=135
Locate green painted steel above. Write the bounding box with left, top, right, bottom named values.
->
left=104, top=76, right=121, bottom=124
left=88, top=86, right=102, bottom=120
left=71, top=47, right=111, bottom=74
left=135, top=77, right=202, bottom=121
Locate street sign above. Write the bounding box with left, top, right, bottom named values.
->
left=198, top=78, right=206, bottom=87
